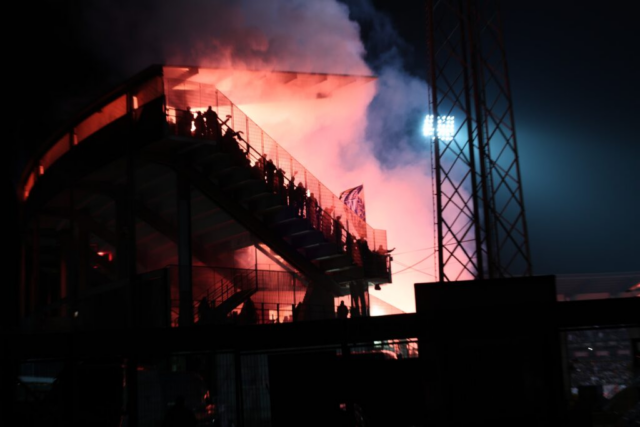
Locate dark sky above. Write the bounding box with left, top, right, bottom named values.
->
left=8, top=0, right=639, bottom=278
left=502, top=1, right=639, bottom=275
left=361, top=0, right=639, bottom=276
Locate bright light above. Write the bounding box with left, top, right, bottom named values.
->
left=588, top=347, right=593, bottom=351
left=423, top=115, right=455, bottom=142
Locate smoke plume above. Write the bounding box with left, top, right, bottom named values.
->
left=78, top=0, right=438, bottom=312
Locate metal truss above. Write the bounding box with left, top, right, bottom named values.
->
left=426, top=0, right=532, bottom=281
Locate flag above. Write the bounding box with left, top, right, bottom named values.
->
left=339, top=184, right=366, bottom=222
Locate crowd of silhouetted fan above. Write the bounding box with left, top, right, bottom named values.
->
left=172, top=106, right=390, bottom=278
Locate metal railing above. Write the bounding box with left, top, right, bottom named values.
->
left=169, top=265, right=310, bottom=326
left=165, top=105, right=391, bottom=280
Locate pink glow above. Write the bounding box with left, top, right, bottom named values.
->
left=85, top=0, right=459, bottom=313
left=220, top=78, right=436, bottom=313
left=156, top=0, right=443, bottom=314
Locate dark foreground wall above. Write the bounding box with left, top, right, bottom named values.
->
left=415, top=276, right=564, bottom=426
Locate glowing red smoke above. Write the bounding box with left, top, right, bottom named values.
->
left=82, top=0, right=440, bottom=313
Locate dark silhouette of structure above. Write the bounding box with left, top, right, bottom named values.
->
left=426, top=0, right=532, bottom=281
left=163, top=396, right=197, bottom=427
left=5, top=3, right=639, bottom=426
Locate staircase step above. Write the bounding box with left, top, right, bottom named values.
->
left=302, top=242, right=340, bottom=259
left=325, top=265, right=364, bottom=283
left=217, top=167, right=252, bottom=186
left=177, top=141, right=210, bottom=156
left=271, top=216, right=301, bottom=226
left=314, top=253, right=348, bottom=262
left=325, top=265, right=361, bottom=274
left=273, top=218, right=312, bottom=237
left=289, top=229, right=325, bottom=248
left=247, top=193, right=283, bottom=212
left=263, top=207, right=298, bottom=226
left=255, top=204, right=285, bottom=217
left=199, top=153, right=233, bottom=177
left=238, top=187, right=271, bottom=203
left=288, top=229, right=316, bottom=238
left=314, top=253, right=353, bottom=271
left=223, top=179, right=260, bottom=193
left=166, top=144, right=380, bottom=295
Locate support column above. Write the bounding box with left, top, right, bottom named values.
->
left=177, top=170, right=193, bottom=326
left=122, top=150, right=138, bottom=328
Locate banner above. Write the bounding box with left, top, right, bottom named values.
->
left=339, top=184, right=366, bottom=222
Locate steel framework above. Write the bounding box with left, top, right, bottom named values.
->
left=426, top=0, right=532, bottom=281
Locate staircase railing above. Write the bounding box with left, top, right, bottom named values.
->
left=163, top=78, right=388, bottom=255
left=166, top=103, right=391, bottom=281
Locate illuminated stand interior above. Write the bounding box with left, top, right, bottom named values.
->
left=19, top=65, right=392, bottom=331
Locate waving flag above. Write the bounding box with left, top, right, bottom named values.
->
left=340, top=184, right=366, bottom=222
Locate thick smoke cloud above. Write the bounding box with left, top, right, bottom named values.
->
left=77, top=0, right=437, bottom=312
left=81, top=0, right=369, bottom=76
left=341, top=0, right=432, bottom=169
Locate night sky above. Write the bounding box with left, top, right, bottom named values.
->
left=7, top=0, right=639, bottom=284
left=348, top=0, right=640, bottom=276
left=501, top=2, right=639, bottom=276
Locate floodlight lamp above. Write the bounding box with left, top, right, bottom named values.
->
left=423, top=114, right=455, bottom=142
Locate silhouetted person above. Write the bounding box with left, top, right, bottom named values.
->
left=162, top=395, right=197, bottom=427
left=357, top=237, right=371, bottom=272
left=333, top=215, right=343, bottom=251
left=198, top=297, right=210, bottom=324
left=221, top=128, right=241, bottom=156
left=355, top=280, right=368, bottom=316
left=230, top=133, right=247, bottom=166
left=239, top=142, right=251, bottom=168
left=204, top=106, right=221, bottom=140
left=374, top=245, right=392, bottom=276
left=307, top=192, right=318, bottom=228
left=265, top=159, right=276, bottom=192
left=349, top=281, right=360, bottom=316
left=239, top=297, right=259, bottom=325
left=194, top=111, right=206, bottom=138
left=345, top=233, right=354, bottom=260
left=178, top=107, right=193, bottom=136
left=288, top=175, right=297, bottom=209
left=275, top=168, right=286, bottom=202
left=337, top=301, right=348, bottom=319
left=256, top=154, right=266, bottom=181
left=295, top=182, right=306, bottom=217
left=321, top=207, right=333, bottom=240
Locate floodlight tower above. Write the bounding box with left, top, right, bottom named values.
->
left=425, top=0, right=532, bottom=281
